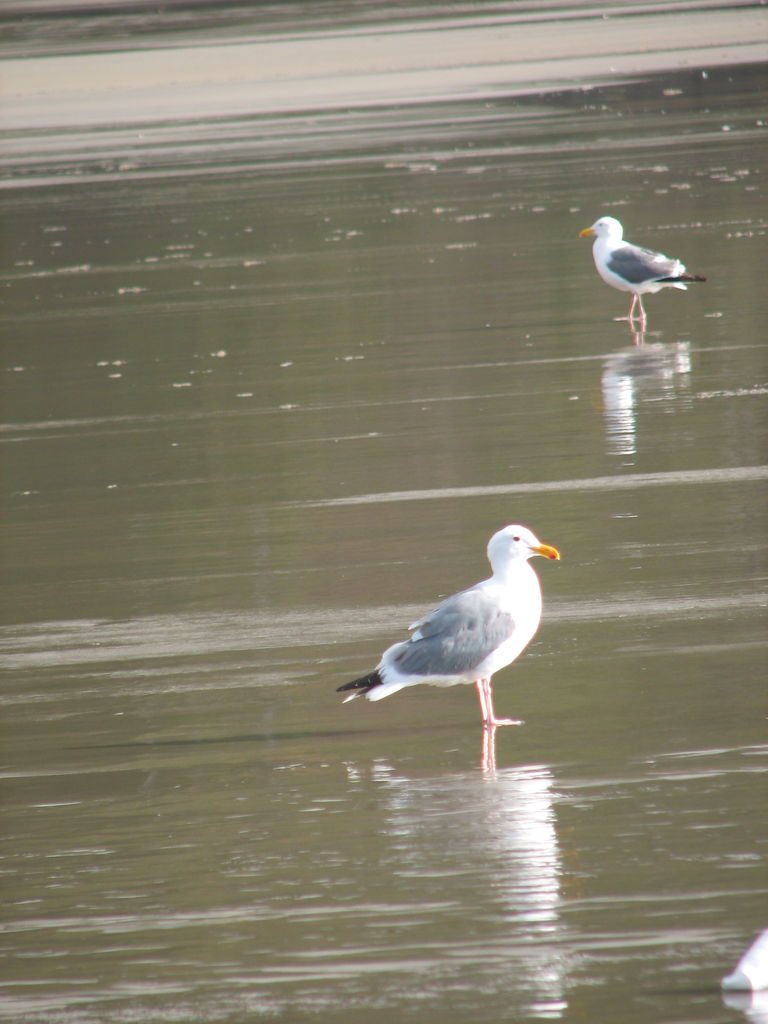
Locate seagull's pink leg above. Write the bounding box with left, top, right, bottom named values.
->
left=475, top=678, right=491, bottom=721
left=475, top=678, right=522, bottom=729
left=628, top=293, right=648, bottom=328
left=636, top=294, right=647, bottom=328
left=616, top=295, right=638, bottom=323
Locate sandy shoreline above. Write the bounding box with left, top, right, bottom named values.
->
left=1, top=6, right=766, bottom=132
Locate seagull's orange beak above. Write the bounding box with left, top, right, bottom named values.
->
left=579, top=227, right=595, bottom=238
left=533, top=543, right=560, bottom=561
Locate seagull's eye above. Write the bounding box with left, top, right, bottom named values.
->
left=512, top=536, right=521, bottom=542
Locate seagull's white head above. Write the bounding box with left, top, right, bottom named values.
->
left=487, top=524, right=560, bottom=575
left=579, top=215, right=624, bottom=241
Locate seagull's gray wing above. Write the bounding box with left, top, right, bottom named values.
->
left=391, top=588, right=514, bottom=678
left=607, top=243, right=679, bottom=284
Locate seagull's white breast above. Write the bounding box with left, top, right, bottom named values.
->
left=473, top=565, right=543, bottom=678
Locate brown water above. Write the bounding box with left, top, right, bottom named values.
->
left=1, top=4, right=767, bottom=1023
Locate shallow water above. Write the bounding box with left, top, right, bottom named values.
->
left=1, top=5, right=767, bottom=1023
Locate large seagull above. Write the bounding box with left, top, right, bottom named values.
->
left=337, top=524, right=560, bottom=729
left=580, top=215, right=705, bottom=327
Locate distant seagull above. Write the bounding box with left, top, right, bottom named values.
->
left=337, top=525, right=560, bottom=729
left=722, top=929, right=768, bottom=992
left=580, top=215, right=705, bottom=327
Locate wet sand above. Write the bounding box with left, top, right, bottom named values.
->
left=2, top=5, right=766, bottom=130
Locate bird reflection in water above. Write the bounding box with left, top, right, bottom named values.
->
left=481, top=722, right=504, bottom=773
left=721, top=990, right=768, bottom=1024
left=352, top=758, right=568, bottom=1016
left=601, top=339, right=692, bottom=458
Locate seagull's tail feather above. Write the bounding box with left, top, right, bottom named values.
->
left=659, top=273, right=706, bottom=283
left=337, top=669, right=382, bottom=703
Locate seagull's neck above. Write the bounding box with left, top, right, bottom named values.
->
left=489, top=558, right=535, bottom=589
left=596, top=231, right=623, bottom=253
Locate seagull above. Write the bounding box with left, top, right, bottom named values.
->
left=722, top=929, right=768, bottom=992
left=580, top=215, right=705, bottom=327
left=336, top=524, right=560, bottom=729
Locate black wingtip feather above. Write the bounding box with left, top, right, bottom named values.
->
left=659, top=274, right=707, bottom=283
left=336, top=670, right=382, bottom=695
